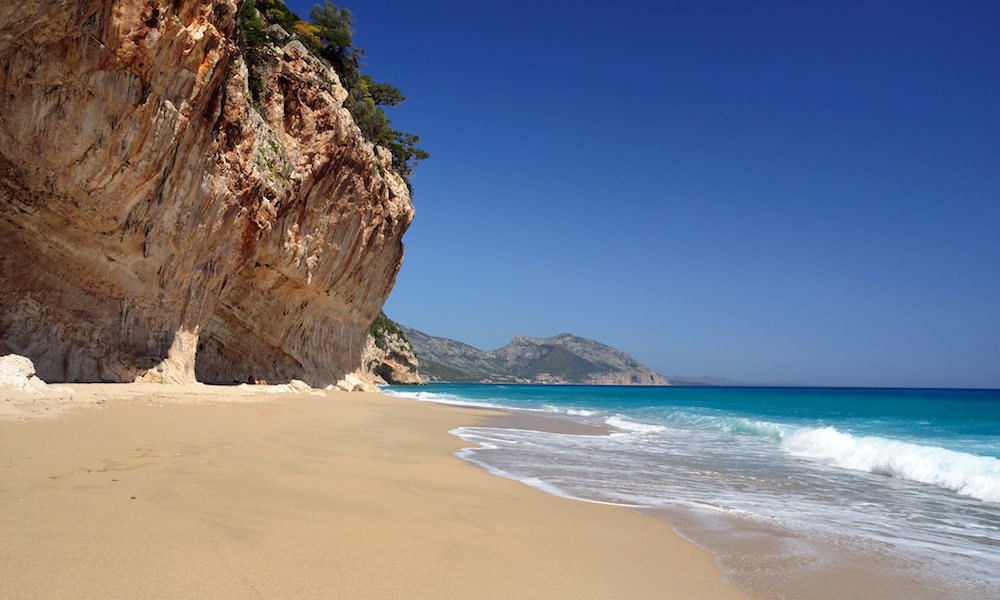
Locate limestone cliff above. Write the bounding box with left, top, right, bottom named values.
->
left=362, top=333, right=421, bottom=385
left=362, top=312, right=421, bottom=385
left=0, top=1, right=413, bottom=385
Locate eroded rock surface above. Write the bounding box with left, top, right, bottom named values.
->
left=363, top=331, right=422, bottom=385
left=0, top=1, right=413, bottom=385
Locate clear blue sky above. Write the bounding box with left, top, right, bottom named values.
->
left=284, top=0, right=1000, bottom=388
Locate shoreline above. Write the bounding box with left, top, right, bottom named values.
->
left=1, top=383, right=751, bottom=599
left=405, top=384, right=1000, bottom=600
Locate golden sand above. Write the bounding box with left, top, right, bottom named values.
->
left=0, top=384, right=751, bottom=599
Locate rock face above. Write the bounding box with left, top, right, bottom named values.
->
left=363, top=312, right=420, bottom=385
left=0, top=1, right=413, bottom=385
left=362, top=332, right=421, bottom=385
left=402, top=327, right=670, bottom=386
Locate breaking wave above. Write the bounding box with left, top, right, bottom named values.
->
left=782, top=426, right=1000, bottom=503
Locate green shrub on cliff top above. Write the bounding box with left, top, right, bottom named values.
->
left=308, top=2, right=428, bottom=182
left=259, top=0, right=299, bottom=32
left=370, top=312, right=408, bottom=351
left=238, top=0, right=428, bottom=185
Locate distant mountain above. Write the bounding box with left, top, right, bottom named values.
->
left=400, top=327, right=670, bottom=386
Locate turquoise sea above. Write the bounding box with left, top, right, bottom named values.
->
left=383, top=384, right=1000, bottom=600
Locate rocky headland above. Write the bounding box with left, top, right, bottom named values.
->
left=363, top=313, right=421, bottom=385
left=402, top=327, right=670, bottom=386
left=0, top=0, right=412, bottom=386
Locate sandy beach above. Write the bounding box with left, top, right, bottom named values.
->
left=0, top=383, right=752, bottom=599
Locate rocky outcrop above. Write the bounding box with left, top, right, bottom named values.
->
left=362, top=332, right=421, bottom=385
left=362, top=313, right=420, bottom=384
left=0, top=354, right=45, bottom=392
left=0, top=1, right=413, bottom=385
left=402, top=327, right=670, bottom=385
left=0, top=353, right=74, bottom=396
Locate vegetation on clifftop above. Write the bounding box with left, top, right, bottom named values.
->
left=369, top=311, right=410, bottom=352
left=238, top=0, right=428, bottom=184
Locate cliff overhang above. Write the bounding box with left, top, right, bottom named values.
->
left=0, top=0, right=414, bottom=385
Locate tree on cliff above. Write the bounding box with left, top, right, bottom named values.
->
left=307, top=3, right=361, bottom=86
left=238, top=0, right=270, bottom=101
left=238, top=0, right=428, bottom=184
left=306, top=2, right=428, bottom=181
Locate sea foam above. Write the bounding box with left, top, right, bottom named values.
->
left=782, top=426, right=1000, bottom=503
left=606, top=415, right=668, bottom=434
left=380, top=388, right=508, bottom=410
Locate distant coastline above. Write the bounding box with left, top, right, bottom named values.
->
left=400, top=326, right=670, bottom=386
